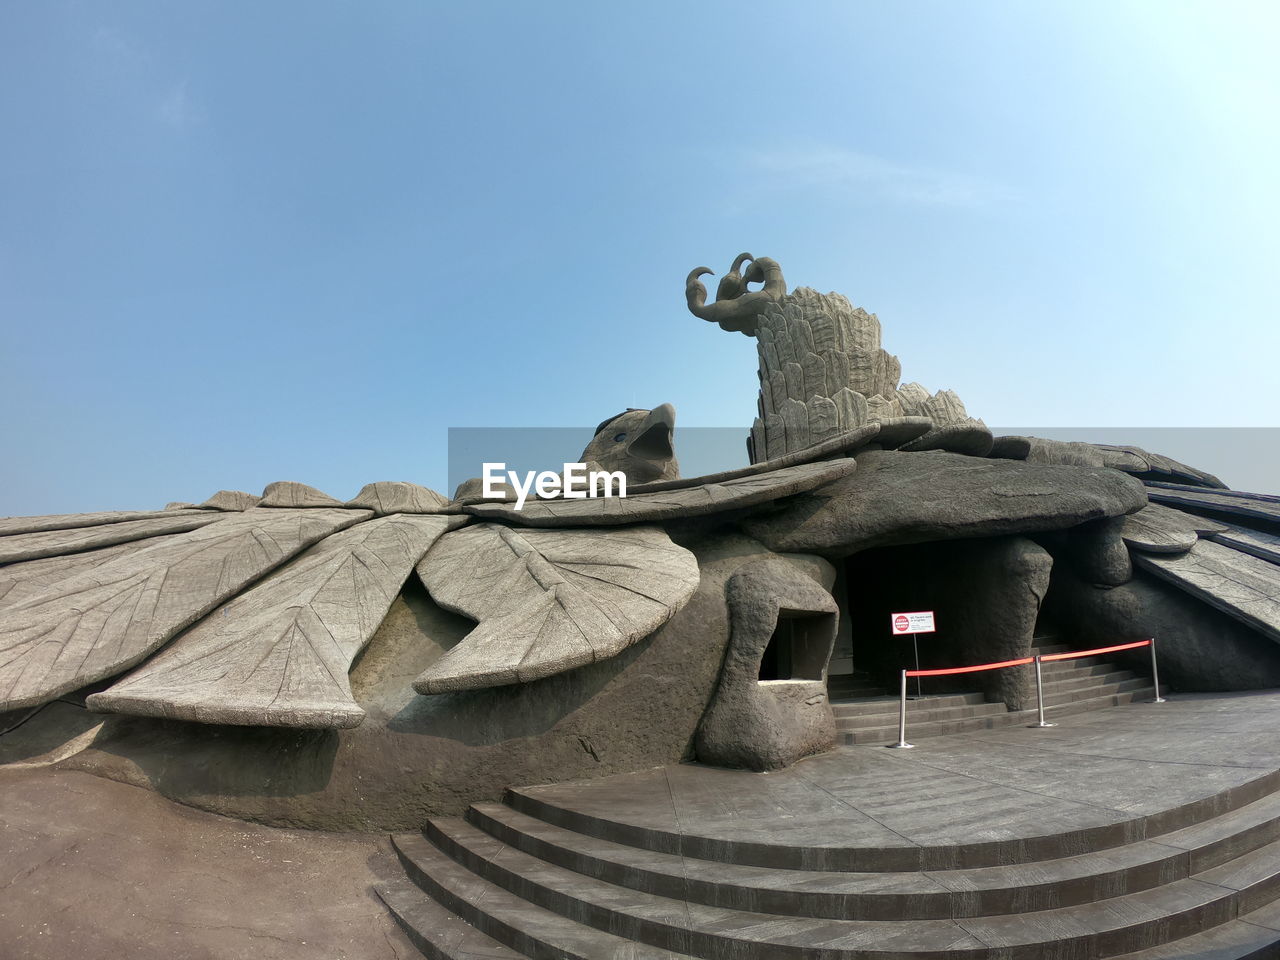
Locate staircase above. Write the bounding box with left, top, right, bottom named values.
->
left=831, top=639, right=1156, bottom=745
left=376, top=763, right=1280, bottom=959
left=827, top=669, right=888, bottom=700
left=375, top=654, right=1280, bottom=960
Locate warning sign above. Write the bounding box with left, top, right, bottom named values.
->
left=891, top=611, right=936, bottom=635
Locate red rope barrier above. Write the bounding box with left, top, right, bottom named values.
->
left=906, top=656, right=1034, bottom=678
left=1039, top=639, right=1151, bottom=662
left=903, top=639, right=1153, bottom=677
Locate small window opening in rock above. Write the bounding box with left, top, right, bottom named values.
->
left=759, top=610, right=833, bottom=682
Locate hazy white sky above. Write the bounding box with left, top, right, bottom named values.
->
left=2, top=2, right=1277, bottom=513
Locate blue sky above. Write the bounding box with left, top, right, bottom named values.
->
left=2, top=1, right=1277, bottom=514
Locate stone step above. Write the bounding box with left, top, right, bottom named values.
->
left=832, top=669, right=1142, bottom=725
left=832, top=691, right=988, bottom=716
left=505, top=767, right=1280, bottom=873
left=375, top=875, right=524, bottom=960
left=826, top=674, right=883, bottom=686
left=391, top=831, right=689, bottom=959
left=960, top=841, right=1280, bottom=959
left=827, top=686, right=888, bottom=699
left=1040, top=669, right=1140, bottom=693
left=836, top=700, right=1010, bottom=731
left=863, top=665, right=1135, bottom=700
left=1110, top=897, right=1280, bottom=958
left=1031, top=642, right=1073, bottom=653
left=843, top=687, right=1157, bottom=745
left=1039, top=656, right=1125, bottom=677
left=462, top=786, right=1280, bottom=922
left=412, top=817, right=1280, bottom=959
left=414, top=820, right=986, bottom=957
left=1042, top=677, right=1153, bottom=707
left=831, top=662, right=1143, bottom=717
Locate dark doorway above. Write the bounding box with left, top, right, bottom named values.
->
left=759, top=610, right=835, bottom=682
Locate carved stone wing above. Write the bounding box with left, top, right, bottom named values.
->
left=1145, top=485, right=1280, bottom=527
left=0, top=512, right=223, bottom=564
left=0, top=508, right=216, bottom=537
left=1120, top=503, right=1225, bottom=554
left=463, top=459, right=856, bottom=527
left=1, top=540, right=170, bottom=611
left=414, top=523, right=699, bottom=693
left=88, top=514, right=464, bottom=728
left=1210, top=525, right=1280, bottom=566
left=0, top=508, right=370, bottom=711
left=1134, top=540, right=1280, bottom=644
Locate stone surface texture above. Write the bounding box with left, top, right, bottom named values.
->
left=259, top=480, right=351, bottom=509
left=0, top=508, right=370, bottom=711
left=899, top=418, right=995, bottom=457
left=695, top=556, right=838, bottom=771
left=874, top=415, right=936, bottom=448
left=467, top=458, right=856, bottom=527
left=1145, top=484, right=1280, bottom=527
left=983, top=442, right=1223, bottom=491
left=0, top=540, right=186, bottom=611
left=999, top=436, right=1114, bottom=468
left=197, top=489, right=263, bottom=511
left=898, top=388, right=993, bottom=456
left=346, top=481, right=451, bottom=515
left=88, top=514, right=465, bottom=728
left=1212, top=524, right=1280, bottom=566
left=0, top=508, right=210, bottom=536
left=1105, top=445, right=1227, bottom=488
left=1046, top=514, right=1133, bottom=586
left=414, top=522, right=699, bottom=692
left=745, top=449, right=1148, bottom=558
left=1121, top=502, right=1222, bottom=553
left=626, top=422, right=882, bottom=495
left=988, top=438, right=1226, bottom=489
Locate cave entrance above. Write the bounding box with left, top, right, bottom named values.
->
left=840, top=541, right=946, bottom=689
left=828, top=536, right=1050, bottom=708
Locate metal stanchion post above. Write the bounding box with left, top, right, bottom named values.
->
left=1032, top=654, right=1055, bottom=728
left=890, top=669, right=914, bottom=748
left=1149, top=638, right=1166, bottom=703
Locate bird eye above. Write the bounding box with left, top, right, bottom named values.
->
left=613, top=433, right=626, bottom=442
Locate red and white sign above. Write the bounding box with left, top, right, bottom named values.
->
left=891, top=611, right=936, bottom=635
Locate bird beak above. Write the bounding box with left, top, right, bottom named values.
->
left=627, top=403, right=676, bottom=463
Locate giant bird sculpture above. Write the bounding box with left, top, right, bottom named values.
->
left=0, top=253, right=1277, bottom=834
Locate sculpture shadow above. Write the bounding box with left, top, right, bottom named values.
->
left=85, top=712, right=340, bottom=799
left=386, top=632, right=655, bottom=746
left=0, top=700, right=104, bottom=764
